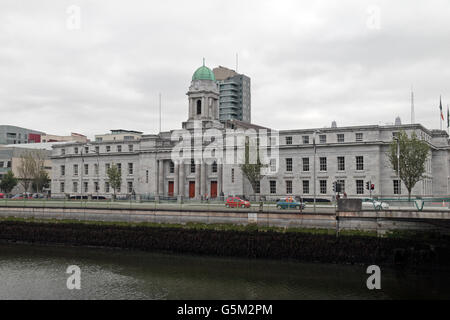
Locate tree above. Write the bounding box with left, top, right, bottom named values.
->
left=32, top=170, right=50, bottom=193
left=17, top=150, right=47, bottom=192
left=0, top=170, right=18, bottom=194
left=387, top=130, right=429, bottom=200
left=239, top=136, right=268, bottom=199
left=106, top=164, right=122, bottom=197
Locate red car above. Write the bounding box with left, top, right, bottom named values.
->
left=225, top=197, right=251, bottom=208
left=0, top=193, right=4, bottom=199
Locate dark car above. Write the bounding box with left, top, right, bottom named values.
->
left=276, top=197, right=305, bottom=210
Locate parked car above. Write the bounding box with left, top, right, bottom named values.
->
left=225, top=197, right=251, bottom=208
left=0, top=193, right=4, bottom=199
left=10, top=193, right=33, bottom=200
left=32, top=193, right=45, bottom=199
left=362, top=199, right=389, bottom=210
left=276, top=197, right=305, bottom=210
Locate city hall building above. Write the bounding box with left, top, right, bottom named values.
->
left=50, top=64, right=450, bottom=200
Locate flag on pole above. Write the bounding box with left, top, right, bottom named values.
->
left=447, top=105, right=450, bottom=128
left=440, top=96, right=444, bottom=121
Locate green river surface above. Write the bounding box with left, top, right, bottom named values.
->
left=0, top=242, right=449, bottom=299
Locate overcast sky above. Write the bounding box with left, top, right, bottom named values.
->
left=1, top=0, right=449, bottom=138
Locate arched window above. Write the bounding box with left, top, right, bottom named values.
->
left=196, top=100, right=202, bottom=115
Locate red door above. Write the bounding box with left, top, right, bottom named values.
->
left=210, top=181, right=217, bottom=198
left=189, top=181, right=195, bottom=198
left=168, top=181, right=174, bottom=196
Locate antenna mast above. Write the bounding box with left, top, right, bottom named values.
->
left=411, top=85, right=415, bottom=124
left=159, top=93, right=162, bottom=133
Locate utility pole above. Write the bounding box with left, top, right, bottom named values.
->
left=411, top=86, right=415, bottom=124
left=312, top=130, right=320, bottom=214
left=159, top=93, right=162, bottom=133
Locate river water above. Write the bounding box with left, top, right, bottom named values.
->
left=0, top=242, right=449, bottom=300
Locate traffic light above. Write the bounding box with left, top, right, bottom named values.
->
left=371, top=183, right=375, bottom=190
left=366, top=181, right=370, bottom=190
left=332, top=181, right=336, bottom=192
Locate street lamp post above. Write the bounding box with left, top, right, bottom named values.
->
left=80, top=147, right=84, bottom=201
left=394, top=136, right=400, bottom=190
left=313, top=130, right=320, bottom=214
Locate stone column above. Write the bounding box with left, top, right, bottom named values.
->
left=179, top=161, right=185, bottom=198
left=195, top=163, right=201, bottom=199
left=174, top=162, right=179, bottom=196
left=202, top=97, right=206, bottom=119
left=201, top=162, right=206, bottom=198
left=158, top=159, right=164, bottom=196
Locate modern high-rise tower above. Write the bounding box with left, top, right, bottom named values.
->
left=213, top=66, right=251, bottom=123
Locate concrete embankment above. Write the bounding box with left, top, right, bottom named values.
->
left=1, top=218, right=450, bottom=268
left=1, top=205, right=450, bottom=233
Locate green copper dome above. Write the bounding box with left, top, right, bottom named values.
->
left=192, top=65, right=216, bottom=81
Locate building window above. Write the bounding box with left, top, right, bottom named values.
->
left=319, top=180, right=327, bottom=194
left=197, top=100, right=202, bottom=114
left=128, top=163, right=134, bottom=175
left=212, top=161, right=217, bottom=173
left=60, top=165, right=65, bottom=176
left=105, top=163, right=110, bottom=172
left=74, top=147, right=78, bottom=154
left=302, top=180, right=310, bottom=194
left=270, top=180, right=277, bottom=194
left=393, top=180, right=401, bottom=195
left=106, top=146, right=111, bottom=152
left=319, top=157, right=327, bottom=171
left=73, top=164, right=78, bottom=176
left=127, top=181, right=133, bottom=194
left=94, top=181, right=99, bottom=192
left=73, top=182, right=78, bottom=193
left=286, top=158, right=293, bottom=172
left=285, top=136, right=292, bottom=145
left=128, top=145, right=133, bottom=152
left=355, top=133, right=363, bottom=142
left=231, top=168, right=235, bottom=183
left=337, top=134, right=344, bottom=143
left=117, top=145, right=122, bottom=152
left=286, top=180, right=293, bottom=194
left=83, top=182, right=88, bottom=193
left=61, top=148, right=65, bottom=155
left=105, top=182, right=110, bottom=193
left=95, top=146, right=99, bottom=153
left=337, top=156, right=345, bottom=171
left=84, top=164, right=88, bottom=175
left=117, top=163, right=122, bottom=175
left=84, top=146, right=89, bottom=154
left=319, top=135, right=327, bottom=144
left=356, top=180, right=364, bottom=194
left=302, top=136, right=309, bottom=144
left=356, top=156, right=364, bottom=171
left=146, top=170, right=149, bottom=183
left=190, top=159, right=195, bottom=173
left=337, top=180, right=345, bottom=193
left=255, top=181, right=260, bottom=194
left=302, top=158, right=309, bottom=172
left=169, top=161, right=174, bottom=174
left=94, top=163, right=99, bottom=175
left=60, top=182, right=65, bottom=193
